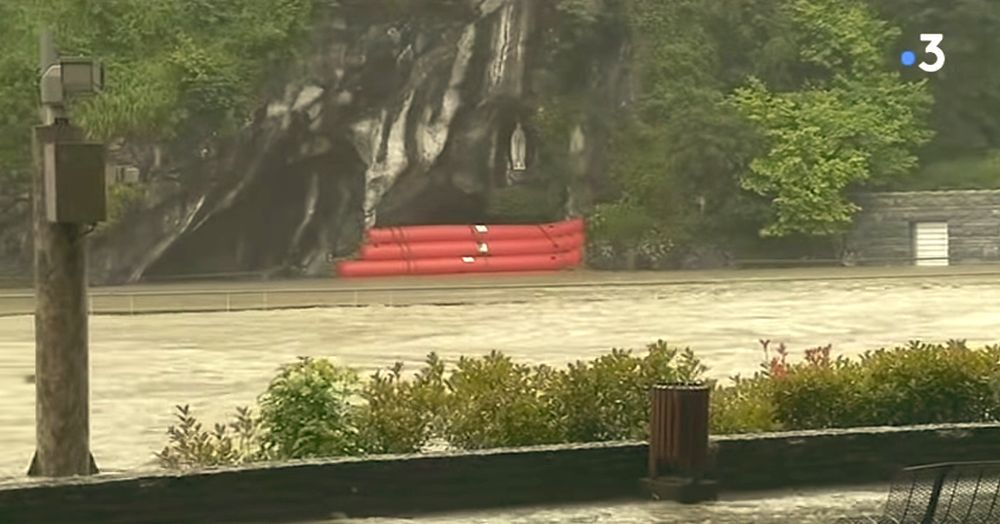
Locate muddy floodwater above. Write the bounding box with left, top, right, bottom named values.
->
left=2, top=274, right=1000, bottom=478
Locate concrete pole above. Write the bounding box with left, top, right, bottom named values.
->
left=28, top=29, right=98, bottom=477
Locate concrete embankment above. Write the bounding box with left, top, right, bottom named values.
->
left=2, top=265, right=999, bottom=317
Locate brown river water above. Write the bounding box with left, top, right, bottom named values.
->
left=2, top=274, right=999, bottom=481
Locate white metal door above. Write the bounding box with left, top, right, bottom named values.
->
left=913, top=222, right=949, bottom=266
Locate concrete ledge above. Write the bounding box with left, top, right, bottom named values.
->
left=0, top=443, right=647, bottom=524
left=1, top=423, right=999, bottom=523
left=3, top=265, right=1000, bottom=317
left=713, top=422, right=1000, bottom=490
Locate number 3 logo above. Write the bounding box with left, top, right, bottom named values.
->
left=919, top=34, right=945, bottom=73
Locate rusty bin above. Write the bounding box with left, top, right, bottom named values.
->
left=648, top=382, right=711, bottom=479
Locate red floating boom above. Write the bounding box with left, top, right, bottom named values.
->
left=337, top=218, right=586, bottom=278
left=366, top=217, right=584, bottom=244
left=360, top=233, right=584, bottom=261
left=337, top=250, right=581, bottom=278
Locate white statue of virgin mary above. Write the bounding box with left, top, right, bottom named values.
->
left=510, top=122, right=527, bottom=172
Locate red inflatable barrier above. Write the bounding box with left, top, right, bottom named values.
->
left=337, top=250, right=581, bottom=278
left=360, top=233, right=584, bottom=261
left=366, top=217, right=585, bottom=244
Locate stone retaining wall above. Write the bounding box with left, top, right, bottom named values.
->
left=713, top=423, right=1000, bottom=490
left=2, top=423, right=999, bottom=523
left=848, top=190, right=1000, bottom=264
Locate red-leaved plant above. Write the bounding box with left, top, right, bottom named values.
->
left=759, top=339, right=789, bottom=379
left=804, top=344, right=833, bottom=367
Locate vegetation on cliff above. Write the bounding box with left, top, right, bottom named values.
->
left=0, top=0, right=318, bottom=234
left=587, top=0, right=940, bottom=265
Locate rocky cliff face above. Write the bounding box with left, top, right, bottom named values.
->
left=88, top=0, right=630, bottom=284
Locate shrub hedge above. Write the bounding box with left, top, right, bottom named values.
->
left=158, top=339, right=1000, bottom=470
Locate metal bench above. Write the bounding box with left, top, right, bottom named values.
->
left=839, top=461, right=1000, bottom=524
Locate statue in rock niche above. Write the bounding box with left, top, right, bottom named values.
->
left=509, top=122, right=527, bottom=172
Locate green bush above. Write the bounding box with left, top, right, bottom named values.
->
left=257, top=357, right=362, bottom=459
left=770, top=357, right=867, bottom=429
left=155, top=405, right=266, bottom=469
left=442, top=351, right=561, bottom=449
left=711, top=377, right=780, bottom=434
left=159, top=340, right=1000, bottom=471
left=549, top=341, right=706, bottom=441
left=859, top=341, right=1000, bottom=425
left=588, top=200, right=658, bottom=248
left=742, top=340, right=1000, bottom=431
left=763, top=343, right=868, bottom=429
left=586, top=199, right=681, bottom=269
left=356, top=354, right=447, bottom=454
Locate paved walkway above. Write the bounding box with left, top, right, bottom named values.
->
left=325, top=485, right=886, bottom=523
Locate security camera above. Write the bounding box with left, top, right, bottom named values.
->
left=40, top=58, right=104, bottom=106
left=59, top=58, right=104, bottom=95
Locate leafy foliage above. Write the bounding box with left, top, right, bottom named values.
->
left=592, top=0, right=939, bottom=254
left=549, top=341, right=706, bottom=442
left=594, top=0, right=766, bottom=252
left=710, top=376, right=780, bottom=434
left=870, top=0, right=1000, bottom=160
left=0, top=0, right=317, bottom=204
left=859, top=340, right=1000, bottom=425
left=156, top=405, right=266, bottom=469
left=257, top=357, right=362, bottom=459
left=442, top=351, right=561, bottom=449
left=882, top=153, right=1000, bottom=191
left=588, top=200, right=661, bottom=250
left=356, top=354, right=447, bottom=454
left=160, top=339, right=1000, bottom=470
left=715, top=340, right=1000, bottom=432
left=768, top=345, right=869, bottom=428
left=56, top=0, right=316, bottom=142
left=0, top=3, right=39, bottom=206
left=338, top=0, right=474, bottom=21
left=158, top=341, right=708, bottom=468
left=106, top=183, right=146, bottom=224
left=729, top=0, right=933, bottom=237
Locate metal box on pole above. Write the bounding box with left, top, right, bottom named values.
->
left=43, top=141, right=107, bottom=223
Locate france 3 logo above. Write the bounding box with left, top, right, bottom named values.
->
left=900, top=34, right=945, bottom=73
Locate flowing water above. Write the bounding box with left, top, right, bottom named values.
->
left=2, top=274, right=999, bottom=480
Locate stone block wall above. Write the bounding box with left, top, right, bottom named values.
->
left=848, top=190, right=1000, bottom=264
left=712, top=423, right=1000, bottom=490
left=2, top=423, right=1000, bottom=523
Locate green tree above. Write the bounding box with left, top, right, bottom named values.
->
left=730, top=0, right=932, bottom=237
left=870, top=0, right=1000, bottom=160
left=0, top=0, right=316, bottom=192
left=0, top=3, right=39, bottom=219
left=594, top=0, right=766, bottom=254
